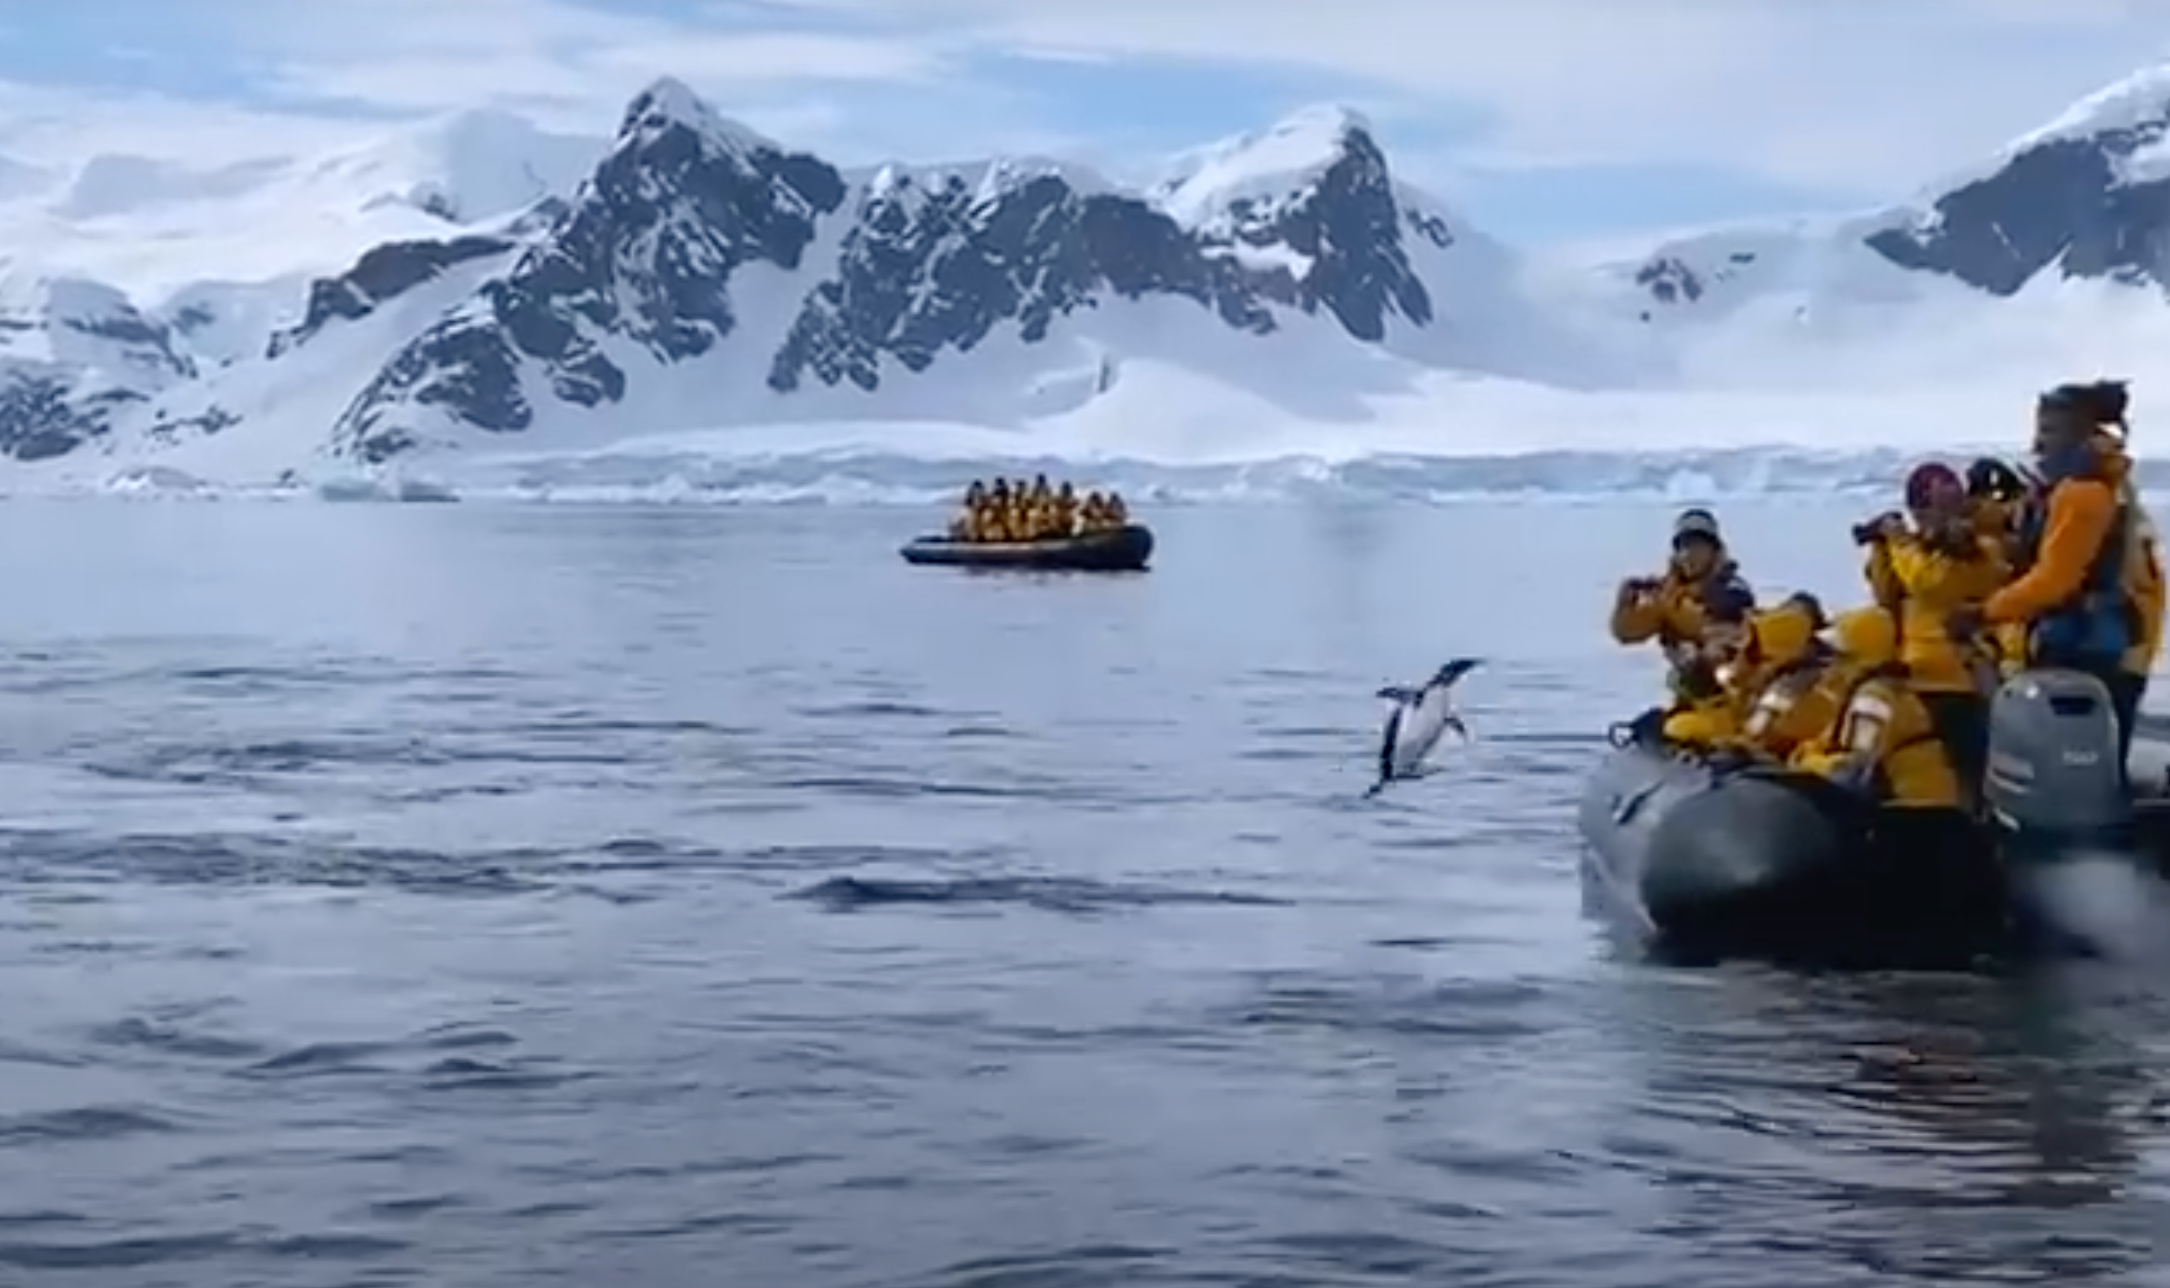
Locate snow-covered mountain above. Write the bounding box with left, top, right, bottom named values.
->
left=323, top=84, right=1617, bottom=464
left=9, top=65, right=2170, bottom=477
left=1584, top=65, right=2170, bottom=390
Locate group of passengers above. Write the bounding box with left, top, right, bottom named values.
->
left=1612, top=378, right=2166, bottom=821
left=948, top=475, right=1129, bottom=543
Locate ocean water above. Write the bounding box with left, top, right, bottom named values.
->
left=0, top=496, right=2164, bottom=1288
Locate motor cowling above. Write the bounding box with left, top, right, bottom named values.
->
left=1984, top=668, right=2130, bottom=844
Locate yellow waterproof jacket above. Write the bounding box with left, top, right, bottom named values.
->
left=1660, top=694, right=1737, bottom=748
left=1609, top=557, right=1753, bottom=651
left=1864, top=532, right=2008, bottom=693
left=1788, top=608, right=1961, bottom=809
left=1661, top=599, right=1819, bottom=751
left=1724, top=602, right=1839, bottom=759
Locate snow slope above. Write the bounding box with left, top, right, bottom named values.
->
left=4, top=65, right=2170, bottom=499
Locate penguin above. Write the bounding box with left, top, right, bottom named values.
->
left=1366, top=658, right=1480, bottom=797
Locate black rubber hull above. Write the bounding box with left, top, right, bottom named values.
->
left=899, top=524, right=1153, bottom=572
left=1577, top=741, right=2004, bottom=964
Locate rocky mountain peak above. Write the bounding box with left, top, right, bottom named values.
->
left=330, top=80, right=848, bottom=460
left=1866, top=64, right=2170, bottom=296
left=317, top=82, right=1488, bottom=460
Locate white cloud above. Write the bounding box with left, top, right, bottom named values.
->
left=151, top=0, right=1091, bottom=166
left=6, top=0, right=2170, bottom=202
left=748, top=0, right=2170, bottom=193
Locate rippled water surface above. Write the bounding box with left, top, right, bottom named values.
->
left=0, top=498, right=2165, bottom=1288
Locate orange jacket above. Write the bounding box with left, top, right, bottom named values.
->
left=1983, top=476, right=2119, bottom=625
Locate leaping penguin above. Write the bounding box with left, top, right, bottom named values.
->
left=1366, top=658, right=1481, bottom=798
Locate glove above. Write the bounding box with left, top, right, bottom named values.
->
left=1828, top=757, right=1876, bottom=797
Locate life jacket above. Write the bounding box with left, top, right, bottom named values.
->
left=2016, top=449, right=2137, bottom=667
left=1654, top=559, right=1750, bottom=643
left=1811, top=661, right=1945, bottom=803
left=1737, top=651, right=1832, bottom=747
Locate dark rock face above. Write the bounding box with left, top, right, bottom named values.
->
left=0, top=285, right=196, bottom=461
left=0, top=376, right=139, bottom=461
left=1634, top=257, right=1705, bottom=307
left=1866, top=121, right=2170, bottom=295
left=1187, top=126, right=1438, bottom=343
left=767, top=170, right=1272, bottom=394
left=771, top=125, right=1442, bottom=393
left=269, top=234, right=514, bottom=357
left=332, top=81, right=847, bottom=459
left=328, top=79, right=1466, bottom=459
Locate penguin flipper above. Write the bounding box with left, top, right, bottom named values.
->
left=1434, top=658, right=1481, bottom=687
left=1376, top=685, right=1421, bottom=703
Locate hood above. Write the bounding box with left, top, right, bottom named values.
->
left=1744, top=599, right=1820, bottom=668
left=1830, top=606, right=1899, bottom=667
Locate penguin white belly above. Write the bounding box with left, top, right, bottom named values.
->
left=1390, top=690, right=1456, bottom=777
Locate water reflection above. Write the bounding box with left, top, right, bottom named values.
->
left=1605, top=965, right=2167, bottom=1283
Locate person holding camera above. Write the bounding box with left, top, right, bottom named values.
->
left=1858, top=461, right=2010, bottom=804
left=1609, top=506, right=1755, bottom=692
left=1963, top=456, right=2038, bottom=673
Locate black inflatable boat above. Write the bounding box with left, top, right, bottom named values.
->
left=899, top=524, right=1153, bottom=572
left=1579, top=667, right=2170, bottom=963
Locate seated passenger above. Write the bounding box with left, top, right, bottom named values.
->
left=950, top=479, right=985, bottom=540
left=1053, top=481, right=1079, bottom=536
left=1662, top=594, right=1827, bottom=754
left=987, top=482, right=1018, bottom=542
left=1788, top=607, right=1962, bottom=811
left=1720, top=594, right=1840, bottom=760
left=1103, top=491, right=1129, bottom=529
left=1079, top=491, right=1108, bottom=532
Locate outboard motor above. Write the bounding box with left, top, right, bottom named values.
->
left=1983, top=668, right=2131, bottom=854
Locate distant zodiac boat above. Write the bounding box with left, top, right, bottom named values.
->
left=899, top=524, right=1154, bottom=572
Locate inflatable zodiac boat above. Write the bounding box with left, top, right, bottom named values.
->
left=1578, top=668, right=2170, bottom=961
left=899, top=524, right=1154, bottom=572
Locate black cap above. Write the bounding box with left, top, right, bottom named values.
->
left=1672, top=507, right=1720, bottom=544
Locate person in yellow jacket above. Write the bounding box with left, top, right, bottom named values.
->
left=1052, top=481, right=1079, bottom=536
left=1965, top=458, right=2036, bottom=671
left=1613, top=507, right=1757, bottom=715
left=1725, top=597, right=1848, bottom=761
left=949, top=479, right=987, bottom=540
left=1964, top=456, right=2030, bottom=560
left=1789, top=607, right=1964, bottom=812
left=1661, top=594, right=1827, bottom=751
left=1858, top=461, right=2009, bottom=801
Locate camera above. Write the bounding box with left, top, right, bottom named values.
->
left=1851, top=512, right=1901, bottom=546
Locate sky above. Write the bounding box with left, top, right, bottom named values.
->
left=6, top=0, right=2170, bottom=247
